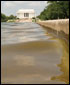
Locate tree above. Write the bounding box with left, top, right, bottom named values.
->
left=1, top=13, right=17, bottom=22
left=38, top=1, right=69, bottom=20
left=8, top=15, right=17, bottom=19
left=1, top=13, right=8, bottom=22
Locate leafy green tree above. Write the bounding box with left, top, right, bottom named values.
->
left=1, top=13, right=17, bottom=22
left=38, top=1, right=69, bottom=20
left=1, top=13, right=8, bottom=22
left=8, top=15, right=17, bottom=19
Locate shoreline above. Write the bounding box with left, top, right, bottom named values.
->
left=37, top=19, right=69, bottom=42
left=37, top=19, right=69, bottom=35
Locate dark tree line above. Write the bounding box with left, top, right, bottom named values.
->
left=1, top=13, right=17, bottom=22
left=37, top=1, right=69, bottom=20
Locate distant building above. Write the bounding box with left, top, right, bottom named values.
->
left=16, top=9, right=35, bottom=19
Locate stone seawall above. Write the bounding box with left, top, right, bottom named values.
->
left=37, top=19, right=69, bottom=35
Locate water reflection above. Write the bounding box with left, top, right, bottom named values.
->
left=1, top=22, right=50, bottom=45
left=1, top=22, right=69, bottom=84
left=51, top=39, right=69, bottom=84
left=15, top=55, right=35, bottom=66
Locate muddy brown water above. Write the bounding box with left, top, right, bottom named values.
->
left=1, top=22, right=69, bottom=84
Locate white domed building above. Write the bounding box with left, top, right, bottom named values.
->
left=16, top=9, right=35, bottom=19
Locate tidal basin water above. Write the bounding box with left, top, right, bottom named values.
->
left=1, top=22, right=69, bottom=84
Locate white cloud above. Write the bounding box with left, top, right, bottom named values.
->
left=28, top=2, right=41, bottom=6
left=44, top=1, right=47, bottom=4
left=4, top=1, right=15, bottom=7
left=2, top=1, right=25, bottom=8
left=1, top=1, right=48, bottom=16
left=14, top=1, right=25, bottom=4
left=3, top=1, right=47, bottom=8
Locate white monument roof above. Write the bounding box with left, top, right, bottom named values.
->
left=17, top=9, right=35, bottom=13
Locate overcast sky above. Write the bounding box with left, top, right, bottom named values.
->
left=1, top=1, right=48, bottom=16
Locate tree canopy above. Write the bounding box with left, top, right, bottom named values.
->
left=1, top=13, right=17, bottom=22
left=1, top=13, right=8, bottom=22
left=37, top=1, right=69, bottom=20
